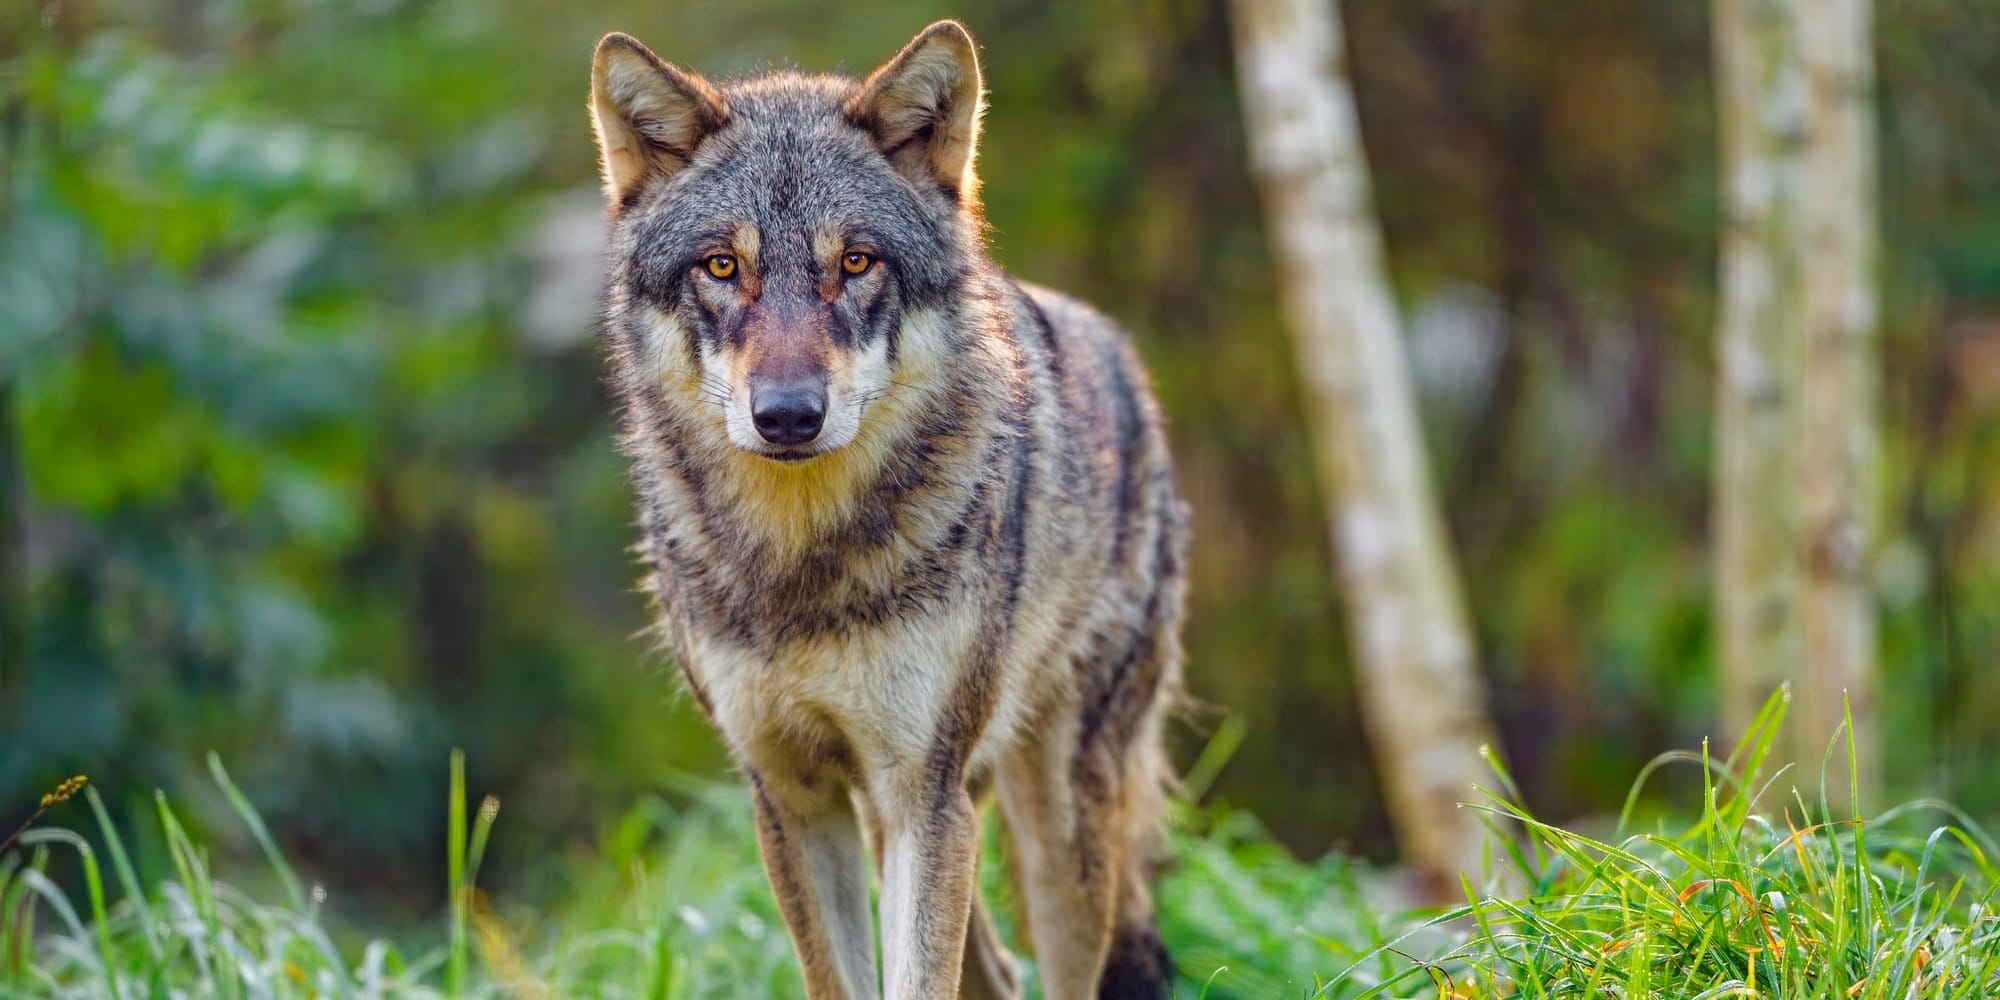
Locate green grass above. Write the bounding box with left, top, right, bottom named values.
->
left=4, top=692, right=1997, bottom=998
left=1323, top=692, right=2000, bottom=999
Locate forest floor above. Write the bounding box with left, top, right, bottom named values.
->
left=4, top=702, right=1998, bottom=998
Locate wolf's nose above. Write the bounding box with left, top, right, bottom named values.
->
left=751, top=385, right=826, bottom=446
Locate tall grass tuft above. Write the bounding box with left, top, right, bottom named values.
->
left=2, top=762, right=446, bottom=998
left=2, top=696, right=1996, bottom=998
left=1305, top=688, right=2000, bottom=998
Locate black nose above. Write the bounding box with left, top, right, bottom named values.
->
left=751, top=384, right=827, bottom=446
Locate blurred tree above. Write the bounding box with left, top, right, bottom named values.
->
left=1797, top=0, right=1880, bottom=801
left=1228, top=0, right=1496, bottom=893
left=1713, top=0, right=1807, bottom=755
left=1714, top=0, right=1883, bottom=795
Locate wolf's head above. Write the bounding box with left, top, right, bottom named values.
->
left=591, top=22, right=987, bottom=466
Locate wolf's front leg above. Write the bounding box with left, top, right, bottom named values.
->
left=750, top=774, right=879, bottom=1000
left=876, top=778, right=979, bottom=1000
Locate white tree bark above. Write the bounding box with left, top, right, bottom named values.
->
left=1797, top=0, right=1880, bottom=799
left=1714, top=0, right=1808, bottom=749
left=1714, top=0, right=1880, bottom=795
left=1228, top=0, right=1497, bottom=892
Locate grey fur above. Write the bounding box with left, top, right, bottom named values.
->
left=592, top=22, right=1188, bottom=1000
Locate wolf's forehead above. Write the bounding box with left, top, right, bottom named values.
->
left=720, top=116, right=877, bottom=186
left=718, top=71, right=861, bottom=116
left=687, top=138, right=899, bottom=240
left=658, top=119, right=924, bottom=243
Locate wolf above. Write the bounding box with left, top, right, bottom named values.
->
left=588, top=20, right=1190, bottom=999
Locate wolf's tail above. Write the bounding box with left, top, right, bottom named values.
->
left=1099, top=733, right=1175, bottom=998
left=1097, top=911, right=1173, bottom=999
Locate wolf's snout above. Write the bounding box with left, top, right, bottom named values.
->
left=750, top=382, right=827, bottom=446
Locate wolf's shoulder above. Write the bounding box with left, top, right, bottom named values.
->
left=1005, top=279, right=1153, bottom=391
left=1010, top=280, right=1133, bottom=350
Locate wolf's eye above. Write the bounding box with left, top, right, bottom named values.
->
left=840, top=252, right=873, bottom=276
left=704, top=255, right=738, bottom=280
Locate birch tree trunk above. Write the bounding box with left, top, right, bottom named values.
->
left=1714, top=0, right=1880, bottom=796
left=1797, top=0, right=1880, bottom=800
left=1714, top=0, right=1807, bottom=752
left=1228, top=0, right=1496, bottom=893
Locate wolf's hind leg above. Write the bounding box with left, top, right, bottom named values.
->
left=751, top=773, right=878, bottom=1000
left=959, top=893, right=1020, bottom=999
left=998, top=704, right=1175, bottom=1000
left=995, top=720, right=1124, bottom=1000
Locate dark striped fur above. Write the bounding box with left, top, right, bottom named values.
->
left=590, top=22, right=1188, bottom=1000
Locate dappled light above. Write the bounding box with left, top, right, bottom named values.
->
left=3, top=0, right=1998, bottom=995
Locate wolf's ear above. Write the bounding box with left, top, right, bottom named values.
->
left=590, top=33, right=728, bottom=207
left=847, top=21, right=985, bottom=203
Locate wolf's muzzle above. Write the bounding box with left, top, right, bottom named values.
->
left=751, top=381, right=827, bottom=446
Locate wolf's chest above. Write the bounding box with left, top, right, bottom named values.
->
left=683, top=595, right=988, bottom=774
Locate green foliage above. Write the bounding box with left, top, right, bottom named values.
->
left=1316, top=693, right=2000, bottom=999
left=1, top=0, right=722, bottom=880
left=7, top=703, right=2000, bottom=999
left=9, top=755, right=1391, bottom=998
left=0, top=759, right=871, bottom=997
left=5, top=0, right=2000, bottom=914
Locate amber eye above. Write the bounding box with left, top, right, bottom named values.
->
left=840, top=252, right=873, bottom=276
left=704, top=255, right=738, bottom=280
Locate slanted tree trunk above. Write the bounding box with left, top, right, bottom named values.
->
left=1797, top=0, right=1880, bottom=801
left=1714, top=0, right=1807, bottom=754
left=1228, top=0, right=1497, bottom=894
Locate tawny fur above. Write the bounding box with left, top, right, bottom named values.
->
left=591, top=21, right=1189, bottom=1000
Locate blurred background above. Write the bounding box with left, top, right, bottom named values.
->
left=3, top=0, right=1997, bottom=922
